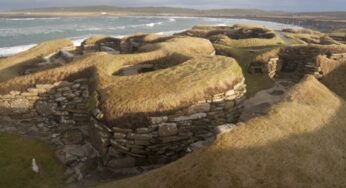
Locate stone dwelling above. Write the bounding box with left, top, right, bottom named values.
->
left=0, top=34, right=246, bottom=182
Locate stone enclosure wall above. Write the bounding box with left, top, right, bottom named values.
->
left=0, top=78, right=99, bottom=183
left=0, top=76, right=247, bottom=177
left=248, top=47, right=346, bottom=81
left=248, top=57, right=280, bottom=79
left=278, top=47, right=346, bottom=81
left=23, top=48, right=77, bottom=75
left=305, top=53, right=346, bottom=79
left=89, top=79, right=246, bottom=170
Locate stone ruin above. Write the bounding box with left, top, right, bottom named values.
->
left=247, top=46, right=346, bottom=81
left=89, top=79, right=246, bottom=170
left=0, top=79, right=97, bottom=183
left=23, top=47, right=77, bottom=75
left=0, top=34, right=246, bottom=183
left=248, top=57, right=280, bottom=79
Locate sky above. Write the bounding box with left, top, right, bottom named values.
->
left=0, top=0, right=345, bottom=12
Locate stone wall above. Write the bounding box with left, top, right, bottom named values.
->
left=89, top=79, right=246, bottom=170
left=248, top=57, right=280, bottom=79
left=0, top=72, right=247, bottom=179
left=23, top=49, right=77, bottom=75
left=305, top=53, right=346, bottom=80
left=0, top=78, right=98, bottom=183
left=277, top=47, right=346, bottom=81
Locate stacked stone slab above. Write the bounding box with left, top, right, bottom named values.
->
left=89, top=79, right=246, bottom=170
left=330, top=53, right=346, bottom=61
left=0, top=78, right=98, bottom=183
left=23, top=49, right=76, bottom=75
left=248, top=57, right=280, bottom=78
left=0, top=79, right=89, bottom=125
left=263, top=57, right=280, bottom=78
left=305, top=53, right=346, bottom=80
left=278, top=46, right=346, bottom=82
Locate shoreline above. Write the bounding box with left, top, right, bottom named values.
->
left=1, top=11, right=346, bottom=32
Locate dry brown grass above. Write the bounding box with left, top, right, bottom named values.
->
left=95, top=75, right=346, bottom=188
left=283, top=28, right=341, bottom=45
left=315, top=55, right=343, bottom=75
left=322, top=60, right=346, bottom=100
left=81, top=35, right=121, bottom=51
left=0, top=36, right=214, bottom=94
left=96, top=55, right=243, bottom=127
left=179, top=24, right=285, bottom=48
left=0, top=39, right=73, bottom=82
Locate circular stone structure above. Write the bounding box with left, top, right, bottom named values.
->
left=0, top=34, right=246, bottom=176
left=88, top=36, right=246, bottom=168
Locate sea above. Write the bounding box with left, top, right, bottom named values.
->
left=0, top=16, right=300, bottom=57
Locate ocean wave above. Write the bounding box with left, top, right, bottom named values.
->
left=76, top=27, right=103, bottom=32
left=2, top=17, right=61, bottom=21
left=0, top=44, right=36, bottom=57
left=146, top=22, right=163, bottom=27
left=76, top=26, right=127, bottom=32
left=0, top=28, right=65, bottom=37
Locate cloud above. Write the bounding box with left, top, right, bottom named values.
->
left=0, top=0, right=345, bottom=11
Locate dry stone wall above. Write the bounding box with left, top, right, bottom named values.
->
left=0, top=78, right=99, bottom=183
left=278, top=47, right=346, bottom=81
left=23, top=49, right=77, bottom=75
left=249, top=57, right=280, bottom=78
left=305, top=53, right=346, bottom=80
left=89, top=79, right=246, bottom=170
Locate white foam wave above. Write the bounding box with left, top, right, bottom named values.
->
left=0, top=44, right=36, bottom=57
left=2, top=17, right=61, bottom=21
left=76, top=27, right=103, bottom=32
left=146, top=22, right=163, bottom=27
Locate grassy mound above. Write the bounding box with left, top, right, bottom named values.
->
left=0, top=133, right=64, bottom=188
left=95, top=75, right=346, bottom=188
left=328, top=29, right=346, bottom=44
left=81, top=35, right=121, bottom=51
left=283, top=28, right=341, bottom=45
left=96, top=55, right=243, bottom=127
left=0, top=36, right=214, bottom=94
left=0, top=39, right=73, bottom=82
left=179, top=24, right=285, bottom=48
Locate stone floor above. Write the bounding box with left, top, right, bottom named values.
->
left=240, top=79, right=295, bottom=121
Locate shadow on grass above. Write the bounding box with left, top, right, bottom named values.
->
left=322, top=63, right=346, bottom=100
left=95, top=77, right=346, bottom=188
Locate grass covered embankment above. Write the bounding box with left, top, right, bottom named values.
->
left=95, top=75, right=346, bottom=188
left=96, top=55, right=243, bottom=127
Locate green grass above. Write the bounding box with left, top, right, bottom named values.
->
left=215, top=44, right=275, bottom=97
left=0, top=133, right=64, bottom=188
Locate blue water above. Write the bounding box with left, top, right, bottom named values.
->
left=0, top=16, right=299, bottom=56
